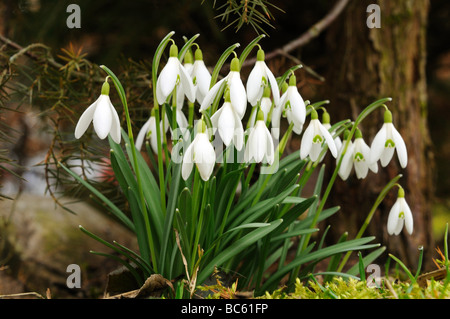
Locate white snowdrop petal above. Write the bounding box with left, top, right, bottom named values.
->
left=179, top=63, right=196, bottom=103
left=265, top=65, right=280, bottom=106
left=233, top=110, right=245, bottom=151
left=338, top=143, right=354, bottom=181
left=157, top=58, right=179, bottom=103
left=319, top=123, right=337, bottom=158
left=75, top=97, right=98, bottom=139
left=194, top=62, right=212, bottom=101
left=181, top=141, right=195, bottom=180
left=135, top=117, right=153, bottom=151
left=264, top=124, right=275, bottom=165
left=369, top=124, right=387, bottom=164
left=246, top=62, right=265, bottom=106
left=229, top=73, right=247, bottom=119
left=92, top=96, right=113, bottom=140
left=309, top=143, right=322, bottom=162
left=200, top=77, right=227, bottom=111
left=271, top=106, right=282, bottom=140
left=218, top=102, right=235, bottom=147
left=402, top=198, right=414, bottom=235
left=109, top=101, right=122, bottom=144
left=392, top=125, right=408, bottom=168
left=300, top=122, right=314, bottom=160
left=387, top=200, right=401, bottom=235
left=194, top=133, right=216, bottom=181
left=380, top=147, right=395, bottom=167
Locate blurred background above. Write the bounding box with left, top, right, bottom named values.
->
left=0, top=0, right=449, bottom=297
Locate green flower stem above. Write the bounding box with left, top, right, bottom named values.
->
left=188, top=101, right=194, bottom=128
left=154, top=105, right=167, bottom=216
left=335, top=177, right=402, bottom=273
left=150, top=32, right=175, bottom=219
left=172, top=85, right=178, bottom=134
left=100, top=65, right=159, bottom=273
left=191, top=179, right=209, bottom=274
left=301, top=97, right=393, bottom=253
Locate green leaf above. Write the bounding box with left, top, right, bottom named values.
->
left=59, top=162, right=134, bottom=231
left=259, top=236, right=379, bottom=293
left=198, top=219, right=283, bottom=284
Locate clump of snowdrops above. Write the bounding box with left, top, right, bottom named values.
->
left=62, top=32, right=412, bottom=298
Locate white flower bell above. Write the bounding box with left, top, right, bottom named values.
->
left=246, top=48, right=280, bottom=107
left=200, top=57, right=247, bottom=120
left=74, top=79, right=121, bottom=144
left=182, top=120, right=216, bottom=181
left=211, top=90, right=244, bottom=151
left=191, top=48, right=212, bottom=105
left=339, top=128, right=378, bottom=180
left=277, top=75, right=306, bottom=135
left=156, top=43, right=195, bottom=106
left=300, top=109, right=337, bottom=162
left=248, top=86, right=273, bottom=128
left=387, top=187, right=413, bottom=235
left=369, top=110, right=407, bottom=168
left=244, top=109, right=275, bottom=165
left=135, top=109, right=169, bottom=153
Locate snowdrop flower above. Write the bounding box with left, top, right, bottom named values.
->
left=300, top=109, right=337, bottom=162
left=156, top=44, right=195, bottom=106
left=200, top=57, right=247, bottom=119
left=369, top=110, right=407, bottom=168
left=175, top=50, right=194, bottom=110
left=182, top=120, right=216, bottom=181
left=135, top=109, right=169, bottom=153
left=248, top=86, right=273, bottom=128
left=387, top=187, right=413, bottom=235
left=75, top=79, right=121, bottom=144
left=270, top=81, right=288, bottom=140
left=276, top=75, right=306, bottom=135
left=244, top=109, right=274, bottom=165
left=246, top=48, right=280, bottom=107
left=322, top=111, right=342, bottom=152
left=191, top=48, right=212, bottom=105
left=211, top=90, right=244, bottom=151
left=338, top=128, right=378, bottom=180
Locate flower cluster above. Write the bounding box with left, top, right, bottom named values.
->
left=74, top=36, right=413, bottom=236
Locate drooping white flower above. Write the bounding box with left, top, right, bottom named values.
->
left=321, top=111, right=342, bottom=152
left=387, top=187, right=413, bottom=235
left=74, top=79, right=121, bottom=144
left=338, top=129, right=378, bottom=180
left=248, top=86, right=273, bottom=128
left=244, top=109, right=274, bottom=165
left=135, top=109, right=169, bottom=153
left=300, top=109, right=337, bottom=162
left=191, top=48, right=212, bottom=105
left=200, top=57, right=247, bottom=119
left=175, top=49, right=195, bottom=110
left=276, top=75, right=306, bottom=135
left=246, top=49, right=280, bottom=107
left=182, top=120, right=216, bottom=181
left=211, top=90, right=244, bottom=151
left=156, top=44, right=195, bottom=106
left=369, top=110, right=407, bottom=168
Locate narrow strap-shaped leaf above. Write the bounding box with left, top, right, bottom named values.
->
left=198, top=219, right=283, bottom=284
left=59, top=162, right=134, bottom=231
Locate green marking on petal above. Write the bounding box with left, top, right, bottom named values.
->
left=313, top=135, right=323, bottom=144
left=398, top=211, right=405, bottom=219
left=354, top=152, right=364, bottom=162
left=385, top=139, right=395, bottom=148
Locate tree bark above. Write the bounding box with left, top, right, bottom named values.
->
left=322, top=0, right=434, bottom=272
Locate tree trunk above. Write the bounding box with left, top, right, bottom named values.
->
left=322, top=0, right=434, bottom=272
